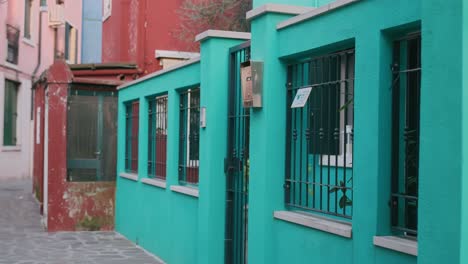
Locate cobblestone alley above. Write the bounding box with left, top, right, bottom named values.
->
left=0, top=180, right=163, bottom=264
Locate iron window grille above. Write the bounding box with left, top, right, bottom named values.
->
left=391, top=33, right=421, bottom=237
left=125, top=100, right=139, bottom=173
left=3, top=80, right=19, bottom=146
left=6, top=25, right=20, bottom=64
left=178, top=88, right=200, bottom=185
left=148, top=95, right=168, bottom=180
left=285, top=49, right=355, bottom=219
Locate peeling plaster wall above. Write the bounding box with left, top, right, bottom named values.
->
left=41, top=62, right=116, bottom=232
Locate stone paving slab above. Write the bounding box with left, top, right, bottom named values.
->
left=0, top=180, right=164, bottom=264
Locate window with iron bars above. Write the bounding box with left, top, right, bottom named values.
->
left=178, top=88, right=200, bottom=185
left=391, top=33, right=421, bottom=237
left=285, top=49, right=355, bottom=219
left=148, top=95, right=168, bottom=180
left=6, top=25, right=19, bottom=65
left=125, top=100, right=139, bottom=173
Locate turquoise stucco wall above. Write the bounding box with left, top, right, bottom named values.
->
left=116, top=36, right=248, bottom=264
left=115, top=0, right=468, bottom=263
left=116, top=62, right=201, bottom=264
left=249, top=1, right=421, bottom=264
left=419, top=1, right=464, bottom=264
left=197, top=37, right=249, bottom=264
left=462, top=2, right=468, bottom=263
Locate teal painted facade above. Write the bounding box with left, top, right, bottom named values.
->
left=115, top=1, right=468, bottom=264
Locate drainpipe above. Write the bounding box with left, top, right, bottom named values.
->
left=31, top=8, right=44, bottom=120
left=32, top=7, right=44, bottom=80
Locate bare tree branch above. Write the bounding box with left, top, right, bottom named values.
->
left=174, top=0, right=252, bottom=48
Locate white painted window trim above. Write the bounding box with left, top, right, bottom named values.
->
left=22, top=37, right=36, bottom=48
left=373, top=236, right=418, bottom=256
left=3, top=62, right=20, bottom=71
left=1, top=145, right=21, bottom=152
left=141, top=178, right=166, bottom=189
left=119, top=172, right=138, bottom=182
left=274, top=211, right=352, bottom=238
left=170, top=185, right=199, bottom=198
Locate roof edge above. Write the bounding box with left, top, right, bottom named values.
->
left=195, top=30, right=251, bottom=43
left=246, top=4, right=315, bottom=21
left=117, top=57, right=201, bottom=91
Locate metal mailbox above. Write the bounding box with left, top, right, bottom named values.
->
left=240, top=60, right=263, bottom=108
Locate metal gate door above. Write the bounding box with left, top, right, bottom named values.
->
left=225, top=41, right=251, bottom=264
left=66, top=87, right=117, bottom=182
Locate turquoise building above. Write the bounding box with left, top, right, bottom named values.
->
left=115, top=0, right=468, bottom=263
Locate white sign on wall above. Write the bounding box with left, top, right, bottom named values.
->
left=103, top=0, right=112, bottom=21
left=291, top=87, right=313, bottom=108
left=36, top=107, right=41, bottom=144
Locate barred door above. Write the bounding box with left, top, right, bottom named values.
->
left=66, top=87, right=117, bottom=182
left=225, top=41, right=251, bottom=264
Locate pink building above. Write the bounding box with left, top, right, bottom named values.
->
left=0, top=0, right=82, bottom=180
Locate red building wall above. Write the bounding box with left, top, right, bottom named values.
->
left=102, top=0, right=197, bottom=75
left=33, top=82, right=46, bottom=208
left=32, top=61, right=139, bottom=231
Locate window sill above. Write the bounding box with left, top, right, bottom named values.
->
left=170, top=185, right=199, bottom=198
left=273, top=211, right=352, bottom=238
left=119, top=172, right=138, bottom=182
left=39, top=6, right=48, bottom=12
left=3, top=61, right=19, bottom=71
left=1, top=146, right=21, bottom=152
left=142, top=178, right=166, bottom=189
left=373, top=236, right=418, bottom=256
left=22, top=38, right=36, bottom=48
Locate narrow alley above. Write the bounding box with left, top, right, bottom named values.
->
left=0, top=180, right=163, bottom=264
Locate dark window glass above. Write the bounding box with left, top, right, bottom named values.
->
left=178, top=88, right=200, bottom=185
left=3, top=80, right=19, bottom=146
left=24, top=0, right=32, bottom=39
left=6, top=25, right=20, bottom=64
left=125, top=100, right=139, bottom=173
left=391, top=34, right=421, bottom=236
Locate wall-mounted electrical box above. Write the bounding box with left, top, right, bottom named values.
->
left=200, top=107, right=206, bottom=128
left=240, top=61, right=263, bottom=108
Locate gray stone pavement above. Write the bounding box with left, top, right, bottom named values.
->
left=0, top=180, right=164, bottom=264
